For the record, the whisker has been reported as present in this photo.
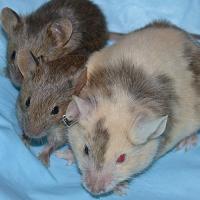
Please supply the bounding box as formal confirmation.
[29,137,33,144]
[39,137,44,145]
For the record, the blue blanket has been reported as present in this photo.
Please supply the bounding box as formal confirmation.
[0,0,200,199]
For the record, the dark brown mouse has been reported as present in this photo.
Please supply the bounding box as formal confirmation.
[1,0,108,88]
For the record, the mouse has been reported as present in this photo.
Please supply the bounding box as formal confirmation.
[1,0,108,88]
[17,49,87,166]
[62,21,200,195]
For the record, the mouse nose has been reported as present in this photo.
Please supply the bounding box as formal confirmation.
[24,124,43,138]
[90,184,105,194]
[85,178,106,194]
[85,172,112,195]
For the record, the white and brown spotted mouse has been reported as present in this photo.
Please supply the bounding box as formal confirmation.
[1,0,108,88]
[1,0,108,165]
[62,21,200,195]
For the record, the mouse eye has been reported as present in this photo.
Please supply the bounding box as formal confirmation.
[25,97,31,108]
[116,154,126,164]
[51,106,59,115]
[11,51,16,60]
[68,80,73,89]
[84,145,89,156]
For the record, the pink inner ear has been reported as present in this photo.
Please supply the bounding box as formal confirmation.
[65,100,80,121]
[65,96,94,122]
[73,96,92,118]
[16,49,37,78]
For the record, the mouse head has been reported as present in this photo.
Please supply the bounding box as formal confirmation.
[65,95,168,195]
[16,50,87,138]
[1,7,73,86]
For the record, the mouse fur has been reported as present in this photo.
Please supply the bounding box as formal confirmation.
[1,0,108,87]
[64,21,200,195]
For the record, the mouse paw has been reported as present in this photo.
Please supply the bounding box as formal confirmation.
[55,149,75,165]
[38,151,50,167]
[113,182,128,196]
[176,134,198,151]
[38,145,54,167]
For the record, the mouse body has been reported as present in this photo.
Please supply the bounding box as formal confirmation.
[1,0,108,88]
[64,21,200,195]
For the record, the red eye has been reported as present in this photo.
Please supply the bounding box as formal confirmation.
[116,154,126,163]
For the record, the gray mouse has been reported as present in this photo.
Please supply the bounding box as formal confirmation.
[62,21,200,195]
[1,0,108,88]
[1,0,108,165]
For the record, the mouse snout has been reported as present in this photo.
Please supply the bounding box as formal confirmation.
[84,171,112,195]
[24,124,44,138]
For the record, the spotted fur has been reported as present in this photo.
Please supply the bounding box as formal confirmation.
[66,21,200,195]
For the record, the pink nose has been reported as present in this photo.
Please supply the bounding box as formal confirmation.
[86,178,105,194]
[25,125,43,137]
[85,173,112,195]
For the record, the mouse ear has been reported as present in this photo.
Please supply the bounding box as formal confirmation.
[1,7,22,35]
[128,114,168,145]
[47,18,73,48]
[17,50,39,78]
[65,96,94,122]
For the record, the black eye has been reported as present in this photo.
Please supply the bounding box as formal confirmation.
[51,106,59,115]
[84,145,89,156]
[11,51,16,60]
[68,80,73,88]
[25,97,31,108]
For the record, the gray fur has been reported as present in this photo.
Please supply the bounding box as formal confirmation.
[1,0,108,87]
[89,61,178,121]
[92,118,109,169]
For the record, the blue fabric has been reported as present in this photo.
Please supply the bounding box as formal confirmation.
[0,0,200,199]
